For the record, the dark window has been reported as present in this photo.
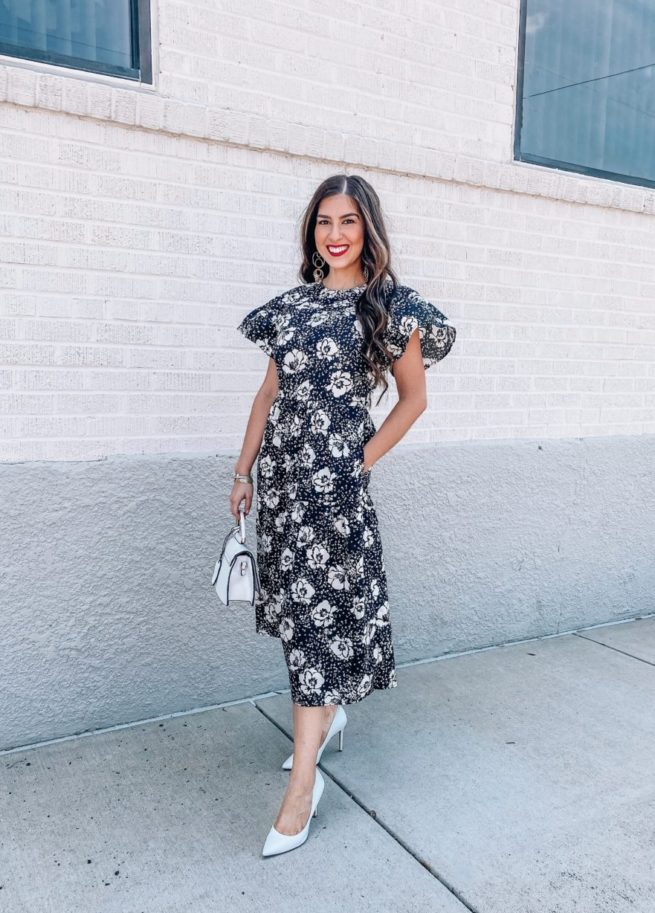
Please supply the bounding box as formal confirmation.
[515,0,655,189]
[0,0,151,83]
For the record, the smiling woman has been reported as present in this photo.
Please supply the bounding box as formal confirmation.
[314,197,367,286]
[232,172,457,857]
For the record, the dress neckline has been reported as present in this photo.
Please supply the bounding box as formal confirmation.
[313,280,367,297]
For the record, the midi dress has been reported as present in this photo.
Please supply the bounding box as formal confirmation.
[236,279,456,706]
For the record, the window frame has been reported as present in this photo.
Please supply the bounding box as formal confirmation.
[0,0,152,84]
[514,0,655,191]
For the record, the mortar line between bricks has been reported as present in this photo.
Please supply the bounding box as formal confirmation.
[573,631,655,667]
[253,700,480,913]
[0,101,464,185]
[4,100,651,218]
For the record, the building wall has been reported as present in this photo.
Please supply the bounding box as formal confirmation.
[1,0,654,750]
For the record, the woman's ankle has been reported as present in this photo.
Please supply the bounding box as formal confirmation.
[286,770,316,793]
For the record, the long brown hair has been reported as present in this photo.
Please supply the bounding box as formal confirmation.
[298,174,399,405]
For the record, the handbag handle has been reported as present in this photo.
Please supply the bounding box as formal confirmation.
[238,502,246,543]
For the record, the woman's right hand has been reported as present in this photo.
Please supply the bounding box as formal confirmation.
[230,481,254,521]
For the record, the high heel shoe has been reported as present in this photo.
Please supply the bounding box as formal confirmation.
[261,769,325,857]
[281,705,347,770]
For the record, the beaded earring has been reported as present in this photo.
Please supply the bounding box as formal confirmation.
[312,251,326,282]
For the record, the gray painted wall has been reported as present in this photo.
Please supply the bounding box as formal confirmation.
[1,435,653,752]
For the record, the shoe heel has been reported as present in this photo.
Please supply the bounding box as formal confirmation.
[338,729,344,751]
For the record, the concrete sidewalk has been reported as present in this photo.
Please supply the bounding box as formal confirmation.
[1,616,654,913]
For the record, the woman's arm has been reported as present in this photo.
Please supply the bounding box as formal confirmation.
[362,328,428,472]
[230,358,279,520]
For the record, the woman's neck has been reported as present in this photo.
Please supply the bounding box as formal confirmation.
[321,271,366,290]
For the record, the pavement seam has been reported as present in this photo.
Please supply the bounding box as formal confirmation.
[253,699,480,913]
[4,615,652,756]
[573,631,655,667]
[0,689,288,757]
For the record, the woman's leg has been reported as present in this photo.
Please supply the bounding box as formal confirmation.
[272,702,338,835]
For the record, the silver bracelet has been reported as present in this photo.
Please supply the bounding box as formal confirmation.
[234,472,253,484]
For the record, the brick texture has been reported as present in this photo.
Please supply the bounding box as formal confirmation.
[0,0,654,460]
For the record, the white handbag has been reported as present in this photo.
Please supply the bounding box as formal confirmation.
[212,506,261,606]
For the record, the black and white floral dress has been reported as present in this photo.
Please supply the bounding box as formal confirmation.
[236,279,456,706]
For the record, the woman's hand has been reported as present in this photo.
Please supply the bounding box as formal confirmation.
[230,480,254,521]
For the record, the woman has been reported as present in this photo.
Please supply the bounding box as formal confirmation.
[231,174,457,857]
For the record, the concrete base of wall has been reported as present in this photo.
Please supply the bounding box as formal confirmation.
[1,434,652,752]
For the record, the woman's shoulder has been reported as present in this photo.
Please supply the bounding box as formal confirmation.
[382,281,457,367]
[267,283,316,307]
[387,282,430,304]
[384,282,437,318]
[387,281,452,314]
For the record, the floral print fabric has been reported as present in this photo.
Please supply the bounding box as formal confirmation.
[236,279,456,705]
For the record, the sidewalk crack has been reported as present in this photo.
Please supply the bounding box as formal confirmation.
[573,631,655,667]
[253,700,480,913]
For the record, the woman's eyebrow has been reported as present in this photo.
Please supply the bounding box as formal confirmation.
[317,212,360,219]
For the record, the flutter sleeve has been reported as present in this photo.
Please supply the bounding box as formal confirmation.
[236,294,282,358]
[384,287,456,370]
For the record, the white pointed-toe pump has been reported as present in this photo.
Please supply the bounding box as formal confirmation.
[261,769,325,857]
[281,705,347,771]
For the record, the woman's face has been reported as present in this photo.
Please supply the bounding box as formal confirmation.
[314,193,365,277]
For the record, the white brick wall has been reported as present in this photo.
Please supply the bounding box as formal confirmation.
[0,0,654,461]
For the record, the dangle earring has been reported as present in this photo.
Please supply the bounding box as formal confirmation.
[312,251,326,283]
[363,265,370,283]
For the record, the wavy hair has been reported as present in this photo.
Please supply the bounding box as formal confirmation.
[298,174,399,405]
